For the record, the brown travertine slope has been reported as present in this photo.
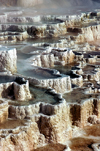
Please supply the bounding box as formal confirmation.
[33,143,67,151]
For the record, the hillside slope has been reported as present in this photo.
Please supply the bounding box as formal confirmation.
[0,0,99,7]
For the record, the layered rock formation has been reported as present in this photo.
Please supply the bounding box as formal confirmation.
[32,48,75,68]
[0,6,100,151]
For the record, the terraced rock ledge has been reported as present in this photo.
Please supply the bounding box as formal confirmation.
[1,6,100,151]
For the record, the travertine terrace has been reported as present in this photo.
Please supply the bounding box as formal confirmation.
[1,1,100,151]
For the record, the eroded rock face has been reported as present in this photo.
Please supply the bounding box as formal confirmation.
[0,100,8,123]
[39,76,72,93]
[0,121,40,151]
[32,48,75,68]
[33,53,55,67]
[0,75,31,101]
[14,77,32,101]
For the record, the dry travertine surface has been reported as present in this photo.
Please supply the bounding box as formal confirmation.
[1,8,100,151]
[33,143,67,151]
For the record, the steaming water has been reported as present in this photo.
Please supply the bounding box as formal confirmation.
[0,0,100,16]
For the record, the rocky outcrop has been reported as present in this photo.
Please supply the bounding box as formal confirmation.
[0,75,31,101]
[14,77,31,101]
[32,48,75,67]
[82,25,100,42]
[27,22,67,38]
[22,67,72,93]
[0,121,40,151]
[9,103,40,119]
[39,75,72,93]
[71,74,83,87]
[0,46,17,73]
[8,96,100,146]
[0,95,99,150]
[75,25,100,43]
[33,53,55,67]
